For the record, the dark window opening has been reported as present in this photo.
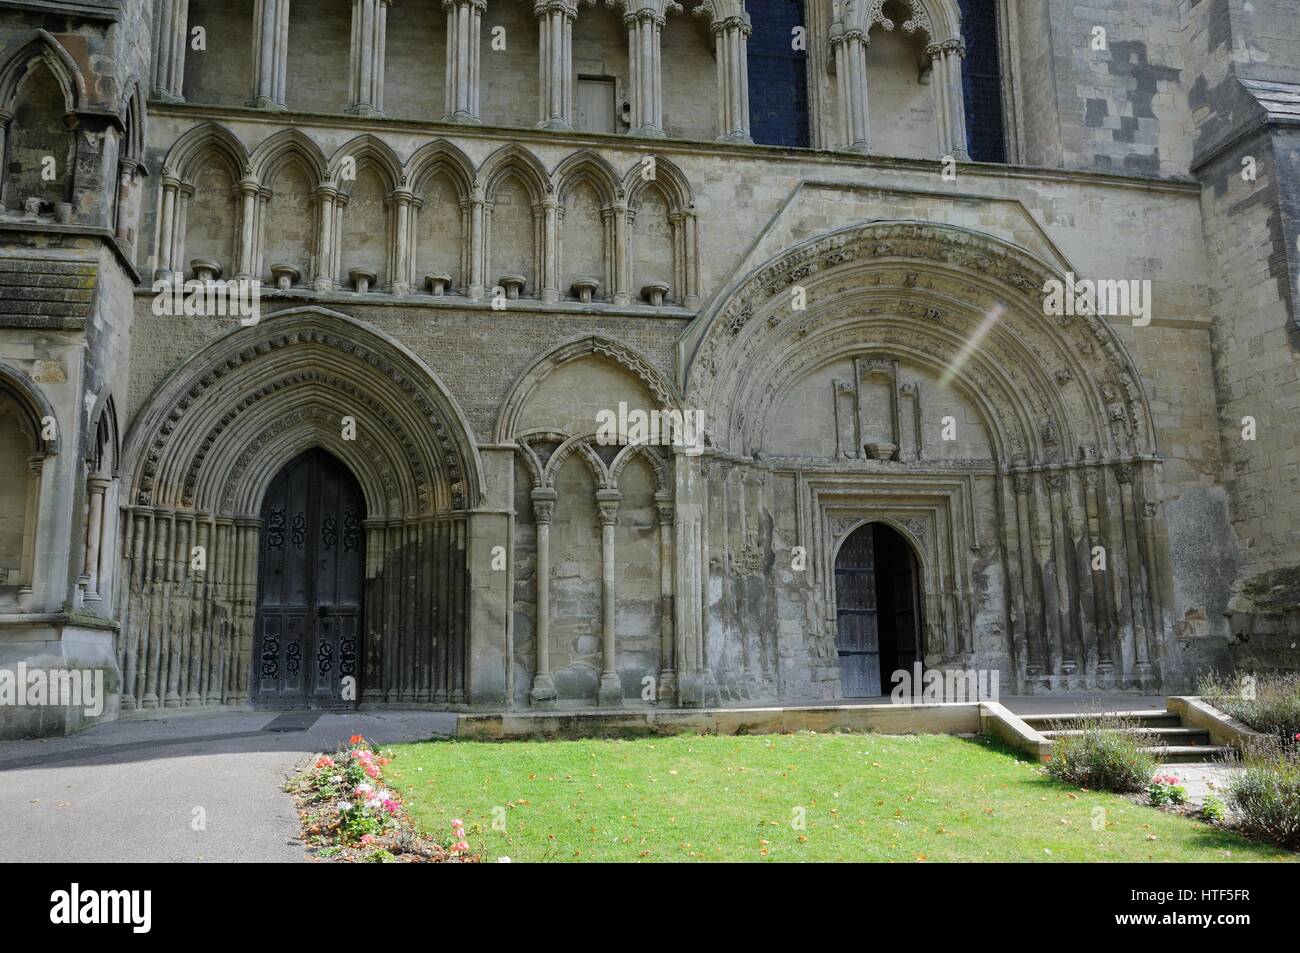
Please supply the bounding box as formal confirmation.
[746,0,810,147]
[959,0,1008,163]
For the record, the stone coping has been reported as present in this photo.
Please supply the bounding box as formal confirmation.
[1166,696,1267,750]
[456,701,986,741]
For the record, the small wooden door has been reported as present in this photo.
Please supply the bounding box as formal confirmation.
[836,522,924,697]
[834,525,881,697]
[577,77,617,133]
[254,449,365,709]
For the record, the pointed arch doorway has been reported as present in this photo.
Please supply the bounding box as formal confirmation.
[834,522,923,698]
[254,448,365,709]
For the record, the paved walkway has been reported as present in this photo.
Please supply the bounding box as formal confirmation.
[0,710,455,863]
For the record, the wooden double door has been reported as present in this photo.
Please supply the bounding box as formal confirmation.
[833,523,923,698]
[254,449,365,709]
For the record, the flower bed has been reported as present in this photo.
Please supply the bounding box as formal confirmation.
[287,734,479,863]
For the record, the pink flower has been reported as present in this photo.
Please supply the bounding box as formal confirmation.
[365,764,381,779]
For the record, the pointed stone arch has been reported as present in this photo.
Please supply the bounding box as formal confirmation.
[162,122,249,182]
[553,149,622,207]
[479,143,551,204]
[249,128,329,187]
[622,153,693,213]
[495,334,682,444]
[610,442,671,494]
[407,139,476,199]
[543,433,613,490]
[0,29,85,113]
[845,0,961,43]
[0,360,58,457]
[327,133,405,193]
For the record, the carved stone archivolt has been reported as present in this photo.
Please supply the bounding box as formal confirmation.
[113,306,481,712]
[679,220,1171,694]
[124,306,482,518]
[686,220,1157,466]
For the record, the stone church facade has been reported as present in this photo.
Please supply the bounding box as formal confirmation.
[2,0,1298,736]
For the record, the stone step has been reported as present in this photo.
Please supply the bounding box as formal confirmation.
[1041,726,1212,744]
[1142,745,1234,763]
[1022,710,1182,729]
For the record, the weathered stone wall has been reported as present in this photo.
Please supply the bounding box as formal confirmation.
[8,0,1300,736]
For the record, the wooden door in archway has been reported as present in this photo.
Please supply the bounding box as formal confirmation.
[834,522,923,697]
[254,448,365,708]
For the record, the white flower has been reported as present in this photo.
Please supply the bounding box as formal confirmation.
[498,857,512,863]
[336,801,353,813]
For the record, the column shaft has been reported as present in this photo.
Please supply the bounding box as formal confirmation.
[596,491,622,706]
[83,478,109,600]
[250,0,289,109]
[443,0,483,121]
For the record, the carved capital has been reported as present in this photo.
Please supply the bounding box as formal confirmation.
[531,487,557,524]
[596,489,622,526]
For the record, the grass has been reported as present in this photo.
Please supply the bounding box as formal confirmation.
[384,732,1295,862]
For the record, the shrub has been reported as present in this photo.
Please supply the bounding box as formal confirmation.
[1044,714,1158,793]
[1200,673,1300,746]
[1226,739,1300,852]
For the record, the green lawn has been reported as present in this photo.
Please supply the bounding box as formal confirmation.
[384,732,1295,862]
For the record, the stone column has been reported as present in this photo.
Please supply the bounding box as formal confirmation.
[540,193,559,302]
[927,38,970,161]
[596,489,623,707]
[17,456,42,606]
[313,185,340,291]
[389,187,414,294]
[622,1,680,137]
[711,14,752,143]
[442,0,483,121]
[249,0,291,109]
[236,176,259,280]
[155,174,182,279]
[348,0,390,116]
[529,488,558,705]
[0,110,11,190]
[611,199,631,305]
[467,181,486,300]
[153,0,190,102]
[1044,471,1076,684]
[82,477,110,602]
[831,27,870,152]
[1116,464,1152,684]
[655,492,676,702]
[1011,472,1043,682]
[115,160,139,245]
[535,0,577,130]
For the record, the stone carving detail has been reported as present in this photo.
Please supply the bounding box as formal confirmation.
[861,0,933,37]
[137,324,470,514]
[690,222,1157,469]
